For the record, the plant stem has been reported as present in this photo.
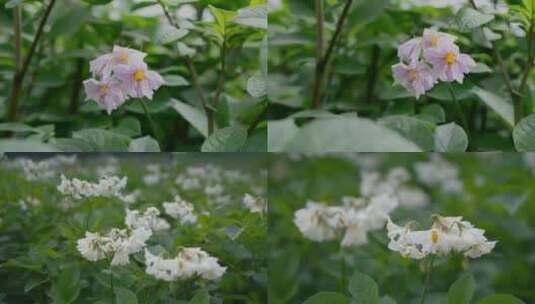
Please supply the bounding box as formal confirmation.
[519,6,535,94]
[138,99,161,143]
[184,58,213,134]
[312,0,325,108]
[419,256,435,304]
[365,45,381,103]
[312,0,354,109]
[212,36,228,130]
[448,84,468,132]
[7,0,56,121]
[110,265,115,304]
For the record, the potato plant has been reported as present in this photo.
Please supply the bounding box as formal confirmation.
[0,0,267,152]
[0,153,267,303]
[268,0,535,152]
[268,153,535,303]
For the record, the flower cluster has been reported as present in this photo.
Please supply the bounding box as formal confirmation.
[387,215,496,259]
[8,156,77,181]
[414,155,463,194]
[144,247,227,282]
[242,193,267,214]
[163,195,198,225]
[57,174,128,199]
[84,46,165,114]
[77,227,152,266]
[125,207,170,231]
[392,28,476,98]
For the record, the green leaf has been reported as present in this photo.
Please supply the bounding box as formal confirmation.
[379,115,435,151]
[476,294,525,304]
[0,140,58,152]
[112,117,142,137]
[201,126,248,152]
[455,7,494,32]
[128,136,160,152]
[448,273,475,304]
[5,0,24,8]
[163,74,189,87]
[72,129,131,152]
[418,104,446,124]
[303,292,350,304]
[283,118,422,152]
[247,75,267,98]
[473,87,514,128]
[349,0,390,27]
[348,272,380,304]
[171,99,208,138]
[380,296,397,304]
[240,128,267,152]
[49,264,80,304]
[233,4,268,29]
[189,291,210,304]
[513,113,535,151]
[434,122,468,152]
[115,287,138,304]
[267,118,299,152]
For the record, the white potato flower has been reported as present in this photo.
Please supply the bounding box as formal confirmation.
[387,215,496,259]
[163,195,198,224]
[242,193,267,214]
[125,207,170,231]
[414,155,463,194]
[294,201,338,242]
[57,174,127,199]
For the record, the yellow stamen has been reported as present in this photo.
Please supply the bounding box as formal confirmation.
[408,69,418,80]
[134,69,146,81]
[118,51,129,63]
[431,230,439,244]
[429,35,439,47]
[99,84,109,94]
[444,52,457,65]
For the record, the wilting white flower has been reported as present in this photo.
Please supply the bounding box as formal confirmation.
[125,207,170,231]
[242,193,267,214]
[294,202,338,242]
[118,190,141,205]
[57,174,127,199]
[144,247,226,282]
[77,227,152,266]
[163,195,198,224]
[414,155,463,194]
[387,215,496,259]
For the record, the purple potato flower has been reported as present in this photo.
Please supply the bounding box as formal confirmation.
[422,28,457,49]
[424,43,476,83]
[398,37,422,64]
[392,61,436,99]
[83,78,126,115]
[90,46,147,79]
[115,62,165,100]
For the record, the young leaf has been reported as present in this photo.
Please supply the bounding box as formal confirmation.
[171,99,209,138]
[49,264,81,304]
[114,287,138,304]
[190,291,210,304]
[513,113,535,151]
[302,292,350,304]
[201,126,248,152]
[128,136,160,152]
[455,7,494,32]
[448,273,475,304]
[348,272,380,304]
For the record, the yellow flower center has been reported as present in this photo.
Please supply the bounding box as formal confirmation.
[431,230,439,244]
[429,35,439,47]
[408,69,418,80]
[134,69,146,81]
[99,84,109,94]
[444,52,457,65]
[118,52,129,63]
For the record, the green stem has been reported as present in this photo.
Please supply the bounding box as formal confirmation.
[419,256,435,304]
[447,84,468,132]
[110,265,115,304]
[138,99,161,143]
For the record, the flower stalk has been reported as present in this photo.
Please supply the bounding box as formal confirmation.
[448,84,468,132]
[419,255,435,304]
[138,99,162,143]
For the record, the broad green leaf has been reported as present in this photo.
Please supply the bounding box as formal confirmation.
[448,273,475,304]
[115,287,138,304]
[302,292,349,304]
[267,118,299,152]
[348,272,380,304]
[283,118,422,152]
[379,115,435,151]
[349,0,390,27]
[128,136,160,152]
[51,138,94,152]
[240,128,267,152]
[201,126,247,152]
[418,104,446,124]
[49,264,80,304]
[189,291,210,304]
[513,113,535,151]
[72,129,131,152]
[112,117,142,137]
[0,123,42,134]
[171,99,208,137]
[247,75,267,98]
[476,294,525,304]
[5,0,24,8]
[233,5,268,29]
[163,75,189,87]
[380,296,397,304]
[455,7,494,32]
[434,122,468,152]
[473,87,514,128]
[0,140,58,152]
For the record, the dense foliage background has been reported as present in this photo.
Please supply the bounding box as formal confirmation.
[0,0,267,152]
[268,153,535,303]
[0,153,267,303]
[268,0,535,152]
